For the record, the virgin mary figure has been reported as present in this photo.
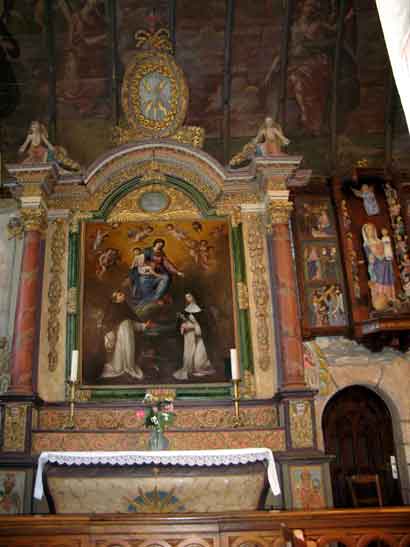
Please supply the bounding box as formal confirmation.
[362,223,395,309]
[173,293,215,381]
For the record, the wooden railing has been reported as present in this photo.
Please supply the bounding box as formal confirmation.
[0,508,409,547]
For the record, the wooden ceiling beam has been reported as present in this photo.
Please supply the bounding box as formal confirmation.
[223,0,235,165]
[384,67,397,172]
[330,0,347,174]
[278,0,293,127]
[106,0,120,125]
[168,0,176,54]
[44,0,56,141]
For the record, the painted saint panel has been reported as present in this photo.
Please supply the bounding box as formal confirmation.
[0,470,27,514]
[293,194,348,335]
[289,465,326,510]
[81,219,235,386]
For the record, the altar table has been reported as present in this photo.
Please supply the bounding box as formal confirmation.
[34,448,280,514]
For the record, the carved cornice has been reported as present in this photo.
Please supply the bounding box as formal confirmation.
[47,219,66,372]
[6,163,57,185]
[69,211,93,234]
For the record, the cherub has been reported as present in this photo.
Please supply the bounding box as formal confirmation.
[18,120,81,171]
[209,223,226,238]
[91,228,109,252]
[192,221,202,233]
[166,223,188,241]
[351,184,379,216]
[96,248,120,279]
[19,121,54,163]
[127,225,154,243]
[198,239,215,270]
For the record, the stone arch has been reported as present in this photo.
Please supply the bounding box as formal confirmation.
[82,140,229,213]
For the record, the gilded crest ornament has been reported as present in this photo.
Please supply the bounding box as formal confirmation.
[121,28,188,138]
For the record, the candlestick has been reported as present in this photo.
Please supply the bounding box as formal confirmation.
[63,379,78,430]
[70,350,79,382]
[232,378,243,427]
[230,348,240,380]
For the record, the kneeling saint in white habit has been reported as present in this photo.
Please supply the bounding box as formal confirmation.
[173,293,215,380]
[101,290,148,380]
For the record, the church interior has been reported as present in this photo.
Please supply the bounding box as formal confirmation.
[1,0,410,544]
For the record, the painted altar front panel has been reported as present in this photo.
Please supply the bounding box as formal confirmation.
[81,219,235,387]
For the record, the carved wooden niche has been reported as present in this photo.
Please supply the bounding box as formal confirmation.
[332,168,410,351]
[292,183,349,339]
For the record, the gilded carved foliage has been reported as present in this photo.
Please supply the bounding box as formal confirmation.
[3,404,28,452]
[88,159,218,212]
[245,214,271,371]
[32,429,285,452]
[48,219,66,372]
[108,183,199,223]
[0,337,10,394]
[67,287,78,315]
[289,400,314,449]
[268,199,293,226]
[236,282,249,310]
[38,405,278,430]
[20,207,47,233]
[241,370,257,399]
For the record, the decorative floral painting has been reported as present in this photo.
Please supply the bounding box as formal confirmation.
[81,219,235,386]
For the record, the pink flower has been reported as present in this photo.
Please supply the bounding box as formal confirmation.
[135,410,145,419]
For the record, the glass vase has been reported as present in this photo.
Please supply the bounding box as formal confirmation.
[148,428,169,450]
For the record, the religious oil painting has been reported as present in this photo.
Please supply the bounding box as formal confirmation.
[302,243,340,283]
[81,219,235,386]
[307,285,347,328]
[297,201,336,239]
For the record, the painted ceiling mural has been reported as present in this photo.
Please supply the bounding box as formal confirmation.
[0,0,409,175]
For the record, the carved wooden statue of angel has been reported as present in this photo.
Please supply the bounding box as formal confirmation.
[229,116,290,169]
[18,120,81,173]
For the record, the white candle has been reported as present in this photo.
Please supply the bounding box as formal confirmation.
[70,350,79,382]
[230,348,241,380]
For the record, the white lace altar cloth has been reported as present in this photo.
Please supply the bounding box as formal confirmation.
[34,448,280,500]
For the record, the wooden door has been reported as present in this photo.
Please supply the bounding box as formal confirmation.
[323,385,402,507]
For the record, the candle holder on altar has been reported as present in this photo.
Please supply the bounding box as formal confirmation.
[63,379,78,430]
[232,378,244,427]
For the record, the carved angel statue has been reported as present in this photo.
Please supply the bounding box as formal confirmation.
[19,120,81,172]
[229,116,290,169]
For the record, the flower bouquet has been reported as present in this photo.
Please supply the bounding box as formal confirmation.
[137,392,175,450]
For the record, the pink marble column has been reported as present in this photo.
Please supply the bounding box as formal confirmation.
[270,202,306,390]
[9,218,44,394]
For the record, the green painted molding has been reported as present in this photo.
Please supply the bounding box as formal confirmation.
[97,176,213,220]
[230,224,254,375]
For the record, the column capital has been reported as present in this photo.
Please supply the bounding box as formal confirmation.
[268,198,294,225]
[20,206,48,233]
